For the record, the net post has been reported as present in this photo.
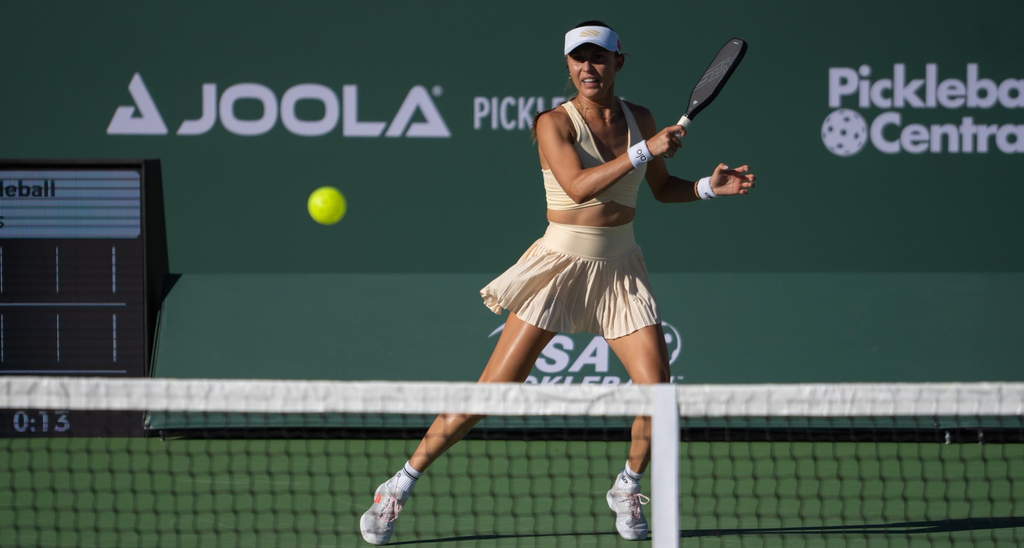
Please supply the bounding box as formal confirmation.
[651,383,679,548]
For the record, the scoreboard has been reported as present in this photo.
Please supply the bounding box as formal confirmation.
[0,160,168,436]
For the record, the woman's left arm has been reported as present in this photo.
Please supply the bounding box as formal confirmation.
[636,105,755,202]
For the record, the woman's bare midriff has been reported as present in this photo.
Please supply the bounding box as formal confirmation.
[546,201,636,227]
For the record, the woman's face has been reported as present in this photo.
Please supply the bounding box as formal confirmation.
[566,44,623,100]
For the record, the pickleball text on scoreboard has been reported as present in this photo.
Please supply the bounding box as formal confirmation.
[0,171,141,239]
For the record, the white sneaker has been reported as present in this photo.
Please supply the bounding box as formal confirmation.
[360,476,410,545]
[606,469,650,540]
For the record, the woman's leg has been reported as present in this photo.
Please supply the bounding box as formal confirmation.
[362,313,556,544]
[603,323,669,540]
[605,323,671,474]
[407,312,556,471]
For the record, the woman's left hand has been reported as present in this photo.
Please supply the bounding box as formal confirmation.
[709,163,756,196]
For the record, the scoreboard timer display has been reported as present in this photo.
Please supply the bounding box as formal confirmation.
[0,159,168,436]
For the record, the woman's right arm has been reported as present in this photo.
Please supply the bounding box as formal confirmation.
[536,110,684,204]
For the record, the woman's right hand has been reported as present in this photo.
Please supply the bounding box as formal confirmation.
[645,125,686,158]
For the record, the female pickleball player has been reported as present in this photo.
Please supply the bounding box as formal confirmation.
[361,21,755,544]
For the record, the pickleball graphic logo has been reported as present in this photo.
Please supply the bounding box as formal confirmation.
[825,63,1024,156]
[821,109,868,157]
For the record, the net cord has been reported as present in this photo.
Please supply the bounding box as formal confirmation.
[2,377,1023,417]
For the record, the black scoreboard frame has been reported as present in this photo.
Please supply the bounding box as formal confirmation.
[0,159,168,437]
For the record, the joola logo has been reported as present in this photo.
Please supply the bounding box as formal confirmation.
[107,73,451,138]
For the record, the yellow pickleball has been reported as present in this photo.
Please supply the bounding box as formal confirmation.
[307,186,347,225]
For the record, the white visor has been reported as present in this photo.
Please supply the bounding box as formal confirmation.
[563,26,620,56]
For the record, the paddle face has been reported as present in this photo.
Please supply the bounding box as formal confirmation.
[681,38,748,123]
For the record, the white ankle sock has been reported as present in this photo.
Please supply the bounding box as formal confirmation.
[393,461,422,493]
[623,462,644,484]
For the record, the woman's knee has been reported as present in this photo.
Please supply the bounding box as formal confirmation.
[437,413,483,431]
[622,356,670,384]
[633,368,670,384]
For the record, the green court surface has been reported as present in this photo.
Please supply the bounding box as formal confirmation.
[3,438,1023,547]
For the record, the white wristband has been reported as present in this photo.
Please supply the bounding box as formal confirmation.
[697,176,716,200]
[628,140,652,168]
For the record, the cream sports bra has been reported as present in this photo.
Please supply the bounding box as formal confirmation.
[543,98,646,210]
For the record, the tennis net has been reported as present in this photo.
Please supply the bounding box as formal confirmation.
[2,377,1023,547]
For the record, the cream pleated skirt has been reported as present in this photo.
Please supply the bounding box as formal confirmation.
[480,221,661,339]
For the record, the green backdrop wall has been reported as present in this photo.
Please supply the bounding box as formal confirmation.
[2,1,1022,382]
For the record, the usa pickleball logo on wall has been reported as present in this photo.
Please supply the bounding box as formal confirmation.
[821,109,868,156]
[488,321,685,385]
